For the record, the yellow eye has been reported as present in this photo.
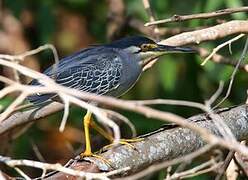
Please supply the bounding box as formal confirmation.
[141,44,149,51]
[140,44,157,51]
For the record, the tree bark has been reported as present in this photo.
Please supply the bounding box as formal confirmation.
[43,104,248,179]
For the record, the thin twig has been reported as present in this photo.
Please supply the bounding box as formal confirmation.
[105,109,137,138]
[145,6,248,26]
[233,141,248,177]
[226,159,239,180]
[142,0,160,39]
[132,99,207,111]
[0,155,129,179]
[205,81,224,106]
[0,92,27,122]
[178,162,222,179]
[170,158,222,180]
[59,96,70,132]
[215,151,235,180]
[14,167,31,180]
[201,34,245,65]
[215,36,248,108]
[30,139,46,162]
[205,82,236,142]
[0,44,59,64]
[197,47,248,72]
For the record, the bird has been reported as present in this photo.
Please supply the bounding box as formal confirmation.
[28,36,195,158]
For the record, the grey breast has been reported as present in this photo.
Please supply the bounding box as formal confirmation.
[107,48,142,97]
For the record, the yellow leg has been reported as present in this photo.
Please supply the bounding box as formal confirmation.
[80,111,112,165]
[89,120,144,150]
[90,120,114,141]
[80,111,143,159]
[81,110,92,156]
[102,138,144,151]
[90,119,143,143]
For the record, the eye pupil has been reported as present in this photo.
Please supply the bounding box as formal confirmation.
[142,44,148,50]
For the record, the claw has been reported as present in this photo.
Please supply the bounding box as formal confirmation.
[80,152,111,166]
[102,137,144,151]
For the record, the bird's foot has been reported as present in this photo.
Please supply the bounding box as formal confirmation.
[80,150,111,165]
[102,137,144,151]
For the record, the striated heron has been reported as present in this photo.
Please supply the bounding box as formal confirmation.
[28,36,195,158]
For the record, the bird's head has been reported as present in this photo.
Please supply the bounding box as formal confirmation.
[107,36,195,66]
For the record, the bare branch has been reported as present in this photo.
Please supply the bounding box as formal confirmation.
[145,7,248,26]
[234,141,248,177]
[226,159,239,180]
[197,47,248,72]
[59,97,70,132]
[215,151,235,180]
[160,20,248,46]
[169,159,222,180]
[215,36,248,108]
[0,44,59,64]
[142,0,160,39]
[201,34,245,65]
[0,155,129,179]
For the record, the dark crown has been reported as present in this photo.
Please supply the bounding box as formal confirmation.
[106,36,156,49]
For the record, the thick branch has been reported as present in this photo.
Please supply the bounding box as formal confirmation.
[0,102,63,135]
[45,105,248,179]
[160,20,248,46]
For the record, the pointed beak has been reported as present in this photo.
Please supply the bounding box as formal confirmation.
[154,44,196,53]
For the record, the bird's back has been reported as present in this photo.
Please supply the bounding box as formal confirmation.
[28,46,141,105]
